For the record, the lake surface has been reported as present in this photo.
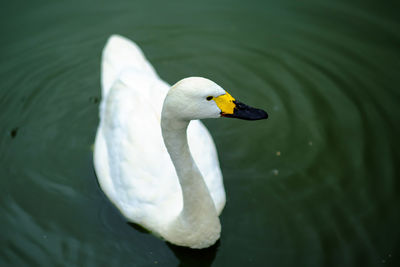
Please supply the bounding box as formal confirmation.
[1,0,399,266]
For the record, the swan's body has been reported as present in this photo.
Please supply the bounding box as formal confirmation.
[94,35,267,248]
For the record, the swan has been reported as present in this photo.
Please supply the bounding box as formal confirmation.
[93,35,268,249]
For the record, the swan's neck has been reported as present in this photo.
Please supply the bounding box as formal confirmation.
[161,116,220,248]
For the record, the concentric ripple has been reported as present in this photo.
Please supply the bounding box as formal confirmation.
[0,0,399,266]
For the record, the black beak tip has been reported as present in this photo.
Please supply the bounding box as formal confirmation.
[249,108,268,120]
[260,109,268,120]
[235,100,268,121]
[221,101,269,121]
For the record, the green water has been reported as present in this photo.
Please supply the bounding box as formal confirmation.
[1,0,399,266]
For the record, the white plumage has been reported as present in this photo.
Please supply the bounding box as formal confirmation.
[94,35,225,248]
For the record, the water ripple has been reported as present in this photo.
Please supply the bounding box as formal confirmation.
[1,0,399,266]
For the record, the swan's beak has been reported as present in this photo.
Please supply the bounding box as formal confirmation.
[215,92,268,121]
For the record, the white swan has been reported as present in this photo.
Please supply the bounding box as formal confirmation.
[94,35,268,249]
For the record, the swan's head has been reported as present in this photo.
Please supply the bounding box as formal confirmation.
[162,77,268,121]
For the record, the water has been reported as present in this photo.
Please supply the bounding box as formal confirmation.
[1,0,399,266]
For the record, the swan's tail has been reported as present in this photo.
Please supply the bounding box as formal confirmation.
[101,35,157,98]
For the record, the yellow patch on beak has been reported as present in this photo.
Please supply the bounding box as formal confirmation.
[214,92,236,114]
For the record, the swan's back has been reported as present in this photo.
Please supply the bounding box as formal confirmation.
[94,35,225,232]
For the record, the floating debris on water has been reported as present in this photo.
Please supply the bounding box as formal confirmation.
[308,141,313,146]
[90,96,100,104]
[272,169,279,176]
[276,151,281,156]
[10,127,18,138]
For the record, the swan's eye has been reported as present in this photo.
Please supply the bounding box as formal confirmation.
[206,96,213,101]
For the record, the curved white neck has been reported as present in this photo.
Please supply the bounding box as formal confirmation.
[161,116,220,248]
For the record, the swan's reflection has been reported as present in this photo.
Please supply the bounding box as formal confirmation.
[168,240,220,267]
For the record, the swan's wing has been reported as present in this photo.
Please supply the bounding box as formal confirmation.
[96,35,181,228]
[95,74,183,230]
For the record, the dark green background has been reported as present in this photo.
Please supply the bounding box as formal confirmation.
[1,0,399,266]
